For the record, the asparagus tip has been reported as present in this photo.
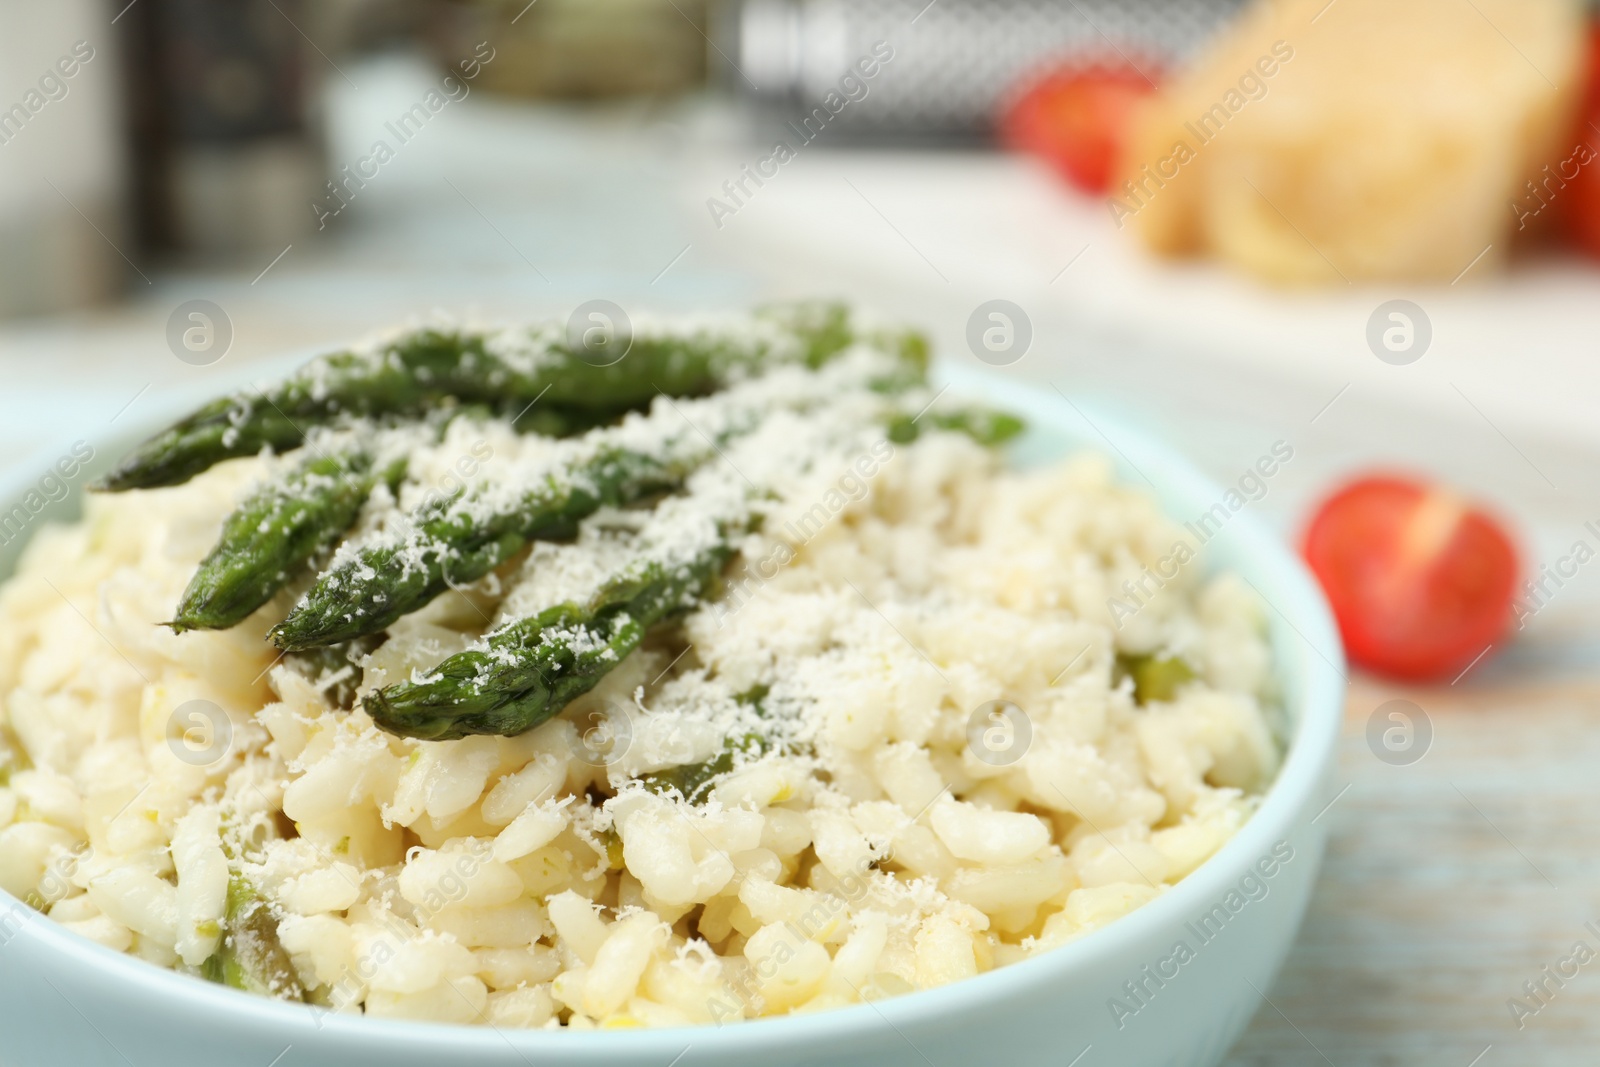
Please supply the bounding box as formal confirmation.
[267,623,313,653]
[88,468,138,493]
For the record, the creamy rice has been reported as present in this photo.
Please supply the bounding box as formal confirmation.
[0,423,1280,1028]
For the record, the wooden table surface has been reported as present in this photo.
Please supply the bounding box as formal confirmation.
[2,54,1596,1066]
[1225,678,1600,1067]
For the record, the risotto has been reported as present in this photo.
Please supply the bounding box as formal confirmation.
[0,318,1281,1030]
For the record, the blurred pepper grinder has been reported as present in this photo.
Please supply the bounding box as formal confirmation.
[120,0,324,259]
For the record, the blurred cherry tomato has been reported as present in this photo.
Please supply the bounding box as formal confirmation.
[999,60,1157,195]
[1563,23,1600,255]
[1300,474,1519,682]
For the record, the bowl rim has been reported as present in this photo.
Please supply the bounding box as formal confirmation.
[0,357,1346,1053]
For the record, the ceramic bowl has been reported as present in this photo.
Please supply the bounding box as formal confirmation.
[0,362,1344,1067]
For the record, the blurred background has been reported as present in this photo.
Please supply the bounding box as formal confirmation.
[3,0,1599,1062]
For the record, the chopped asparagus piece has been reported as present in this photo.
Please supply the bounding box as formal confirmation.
[1115,652,1197,704]
[638,733,767,803]
[200,874,305,1002]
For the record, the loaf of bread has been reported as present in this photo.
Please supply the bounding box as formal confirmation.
[1115,0,1585,283]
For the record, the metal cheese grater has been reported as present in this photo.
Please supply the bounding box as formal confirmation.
[719,0,1249,138]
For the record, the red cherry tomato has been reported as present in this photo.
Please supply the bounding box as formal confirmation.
[1300,474,1519,682]
[999,60,1157,195]
[1564,24,1600,256]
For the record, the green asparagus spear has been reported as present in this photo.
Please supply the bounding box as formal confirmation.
[98,401,308,493]
[170,445,406,633]
[96,305,910,492]
[200,874,306,1001]
[363,541,734,740]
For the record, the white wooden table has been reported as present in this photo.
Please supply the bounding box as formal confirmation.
[1222,678,1600,1066]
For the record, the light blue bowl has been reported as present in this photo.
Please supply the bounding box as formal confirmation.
[0,361,1344,1067]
